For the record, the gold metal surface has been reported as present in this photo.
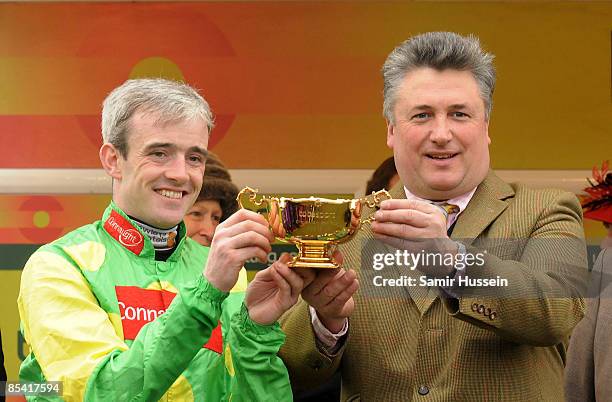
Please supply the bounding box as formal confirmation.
[237,187,391,269]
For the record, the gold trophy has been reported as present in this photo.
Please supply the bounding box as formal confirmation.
[237,187,391,269]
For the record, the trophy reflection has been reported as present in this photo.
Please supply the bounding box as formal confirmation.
[237,187,391,269]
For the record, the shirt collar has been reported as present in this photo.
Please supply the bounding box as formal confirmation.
[102,201,187,261]
[403,186,477,217]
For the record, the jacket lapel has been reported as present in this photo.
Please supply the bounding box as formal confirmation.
[391,171,514,315]
[451,171,515,245]
[386,183,435,314]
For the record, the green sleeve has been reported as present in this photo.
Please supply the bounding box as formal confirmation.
[84,275,228,401]
[225,304,293,402]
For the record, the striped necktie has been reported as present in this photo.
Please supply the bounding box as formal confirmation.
[434,202,460,229]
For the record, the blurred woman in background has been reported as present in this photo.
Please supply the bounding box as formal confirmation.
[184,152,239,246]
[365,156,399,194]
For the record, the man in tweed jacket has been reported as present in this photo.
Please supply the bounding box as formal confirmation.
[280,32,588,401]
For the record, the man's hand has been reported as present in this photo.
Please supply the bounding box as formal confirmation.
[245,254,310,325]
[300,252,359,333]
[204,209,274,292]
[371,199,459,278]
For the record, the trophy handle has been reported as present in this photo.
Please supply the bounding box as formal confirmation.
[359,189,392,224]
[237,187,289,240]
[237,187,271,210]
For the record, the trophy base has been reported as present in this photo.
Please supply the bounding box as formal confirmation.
[289,241,339,269]
[289,259,340,269]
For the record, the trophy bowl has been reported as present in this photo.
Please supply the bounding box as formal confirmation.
[237,187,391,269]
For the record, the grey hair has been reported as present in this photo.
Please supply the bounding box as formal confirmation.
[382,32,496,122]
[101,78,214,157]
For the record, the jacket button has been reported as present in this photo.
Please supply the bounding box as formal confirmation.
[489,311,497,320]
[471,303,479,312]
[418,385,429,395]
[477,305,485,314]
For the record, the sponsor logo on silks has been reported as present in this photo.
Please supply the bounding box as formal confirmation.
[115,286,223,354]
[104,210,144,255]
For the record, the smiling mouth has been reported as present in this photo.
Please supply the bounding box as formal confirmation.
[156,189,184,199]
[426,153,458,160]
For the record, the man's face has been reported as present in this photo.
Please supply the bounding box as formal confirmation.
[112,112,209,228]
[184,199,223,247]
[387,68,491,200]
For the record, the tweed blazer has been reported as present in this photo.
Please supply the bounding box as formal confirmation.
[565,248,612,402]
[280,171,589,402]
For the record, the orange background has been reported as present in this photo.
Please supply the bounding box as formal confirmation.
[1,1,611,386]
[0,2,610,169]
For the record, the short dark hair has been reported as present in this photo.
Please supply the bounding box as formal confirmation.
[366,156,398,194]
